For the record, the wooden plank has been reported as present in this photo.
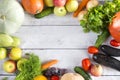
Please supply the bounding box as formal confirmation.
[1,76,120,80]
[0,76,120,80]
[0,50,120,75]
[14,26,98,48]
[23,13,80,26]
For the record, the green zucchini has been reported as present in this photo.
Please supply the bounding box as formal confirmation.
[34,7,53,18]
[74,66,92,80]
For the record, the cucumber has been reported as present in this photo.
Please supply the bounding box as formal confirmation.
[95,30,110,48]
[93,53,120,71]
[99,45,120,57]
[34,7,53,18]
[74,66,92,80]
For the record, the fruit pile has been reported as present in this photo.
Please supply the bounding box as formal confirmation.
[43,67,68,80]
[21,0,79,18]
[2,47,22,73]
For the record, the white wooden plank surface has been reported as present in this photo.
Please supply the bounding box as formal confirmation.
[0,50,120,75]
[0,0,120,80]
[13,26,97,48]
[23,13,80,26]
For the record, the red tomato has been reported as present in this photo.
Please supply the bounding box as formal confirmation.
[109,12,120,42]
[82,58,91,71]
[110,39,120,47]
[88,46,99,54]
[51,75,59,80]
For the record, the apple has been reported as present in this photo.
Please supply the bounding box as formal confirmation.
[45,0,54,7]
[53,0,66,7]
[90,64,103,77]
[17,58,28,71]
[3,60,16,73]
[66,0,78,12]
[12,36,21,47]
[9,47,22,60]
[0,48,7,60]
[54,6,67,16]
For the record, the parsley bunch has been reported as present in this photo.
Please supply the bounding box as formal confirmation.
[15,54,41,80]
[80,0,120,33]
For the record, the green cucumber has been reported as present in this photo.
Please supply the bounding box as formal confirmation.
[95,30,110,48]
[74,66,92,80]
[34,7,53,18]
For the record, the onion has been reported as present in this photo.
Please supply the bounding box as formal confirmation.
[77,10,87,21]
[86,0,99,10]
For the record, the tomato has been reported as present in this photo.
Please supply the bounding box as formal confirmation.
[109,11,120,42]
[82,58,91,71]
[88,46,99,54]
[110,39,120,47]
[51,75,59,80]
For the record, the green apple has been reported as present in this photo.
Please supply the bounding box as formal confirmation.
[54,6,67,16]
[65,0,78,12]
[17,58,28,71]
[3,60,16,73]
[45,0,54,7]
[12,36,21,47]
[9,47,22,60]
[0,48,7,60]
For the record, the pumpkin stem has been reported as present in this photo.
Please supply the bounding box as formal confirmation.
[0,15,6,21]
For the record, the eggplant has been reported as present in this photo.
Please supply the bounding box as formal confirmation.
[93,53,120,71]
[99,45,120,56]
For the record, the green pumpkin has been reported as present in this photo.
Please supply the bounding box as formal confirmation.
[0,0,24,34]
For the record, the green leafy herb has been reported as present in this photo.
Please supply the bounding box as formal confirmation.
[15,54,41,80]
[80,0,120,47]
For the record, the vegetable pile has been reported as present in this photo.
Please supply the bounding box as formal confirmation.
[1,0,120,80]
[80,0,120,47]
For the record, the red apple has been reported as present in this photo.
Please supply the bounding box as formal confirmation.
[3,60,16,73]
[53,0,66,7]
[90,64,103,77]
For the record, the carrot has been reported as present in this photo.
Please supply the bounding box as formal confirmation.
[73,0,89,17]
[41,59,58,70]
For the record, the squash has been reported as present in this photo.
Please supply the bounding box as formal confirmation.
[0,34,14,47]
[21,0,44,14]
[0,0,24,34]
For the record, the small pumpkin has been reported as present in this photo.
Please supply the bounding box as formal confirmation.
[0,0,24,34]
[21,0,44,14]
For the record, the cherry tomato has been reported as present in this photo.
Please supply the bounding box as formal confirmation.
[82,58,91,71]
[110,39,120,47]
[51,75,59,80]
[109,12,120,42]
[88,46,99,54]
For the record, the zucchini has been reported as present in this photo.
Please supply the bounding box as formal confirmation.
[99,45,120,56]
[34,7,53,18]
[93,53,120,71]
[74,66,92,80]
